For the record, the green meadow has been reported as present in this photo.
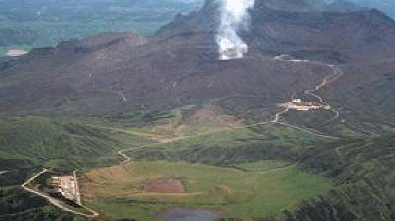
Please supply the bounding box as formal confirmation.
[83,160,332,220]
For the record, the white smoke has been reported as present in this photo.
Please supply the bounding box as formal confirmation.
[216,0,254,60]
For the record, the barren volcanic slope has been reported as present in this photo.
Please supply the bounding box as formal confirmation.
[2,3,395,117]
[1,0,395,220]
[0,31,331,116]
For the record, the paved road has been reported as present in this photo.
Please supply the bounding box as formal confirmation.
[21,168,48,186]
[117,60,345,161]
[20,59,344,219]
[272,107,289,123]
[304,64,343,103]
[270,60,343,125]
[73,171,82,206]
[21,168,99,218]
[275,122,339,140]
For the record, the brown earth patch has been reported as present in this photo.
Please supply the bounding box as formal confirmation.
[209,185,232,195]
[141,177,186,193]
[73,32,148,49]
[124,36,149,47]
[84,165,134,182]
[187,107,243,128]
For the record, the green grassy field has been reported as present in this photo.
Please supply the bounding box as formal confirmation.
[123,121,336,166]
[77,108,335,220]
[83,160,332,220]
[0,105,374,220]
[0,116,122,173]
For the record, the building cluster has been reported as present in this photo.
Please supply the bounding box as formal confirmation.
[280,99,330,111]
[6,49,29,57]
[49,175,81,205]
[273,54,294,61]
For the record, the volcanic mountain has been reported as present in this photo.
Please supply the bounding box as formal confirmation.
[1,1,395,220]
[0,0,394,132]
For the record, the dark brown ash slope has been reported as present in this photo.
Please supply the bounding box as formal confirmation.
[0,0,395,127]
[157,0,395,62]
[0,40,329,116]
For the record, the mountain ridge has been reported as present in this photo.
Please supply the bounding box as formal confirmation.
[1,0,395,128]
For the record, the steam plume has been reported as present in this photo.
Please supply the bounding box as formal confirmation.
[216,0,254,60]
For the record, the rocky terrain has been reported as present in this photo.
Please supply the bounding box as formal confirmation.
[1,0,394,127]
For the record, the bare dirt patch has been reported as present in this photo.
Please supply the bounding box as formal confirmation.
[186,106,243,128]
[141,177,186,193]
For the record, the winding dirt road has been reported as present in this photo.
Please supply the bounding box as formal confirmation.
[21,169,99,218]
[118,60,344,162]
[271,61,343,125]
[20,59,344,219]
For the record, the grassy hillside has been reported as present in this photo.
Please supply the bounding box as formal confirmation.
[0,116,121,184]
[0,106,338,220]
[0,114,156,220]
[0,102,394,220]
[78,106,339,220]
